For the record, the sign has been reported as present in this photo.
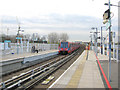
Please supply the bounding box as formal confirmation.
[4,40,11,43]
[16,37,22,39]
[103,9,110,24]
[103,9,110,20]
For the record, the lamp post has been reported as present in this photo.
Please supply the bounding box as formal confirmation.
[17,26,24,54]
[104,0,120,64]
[103,37,106,55]
[108,0,112,82]
[91,27,98,56]
[104,0,112,82]
[101,26,106,54]
[113,32,115,60]
[90,32,94,50]
[17,26,20,54]
[89,34,92,50]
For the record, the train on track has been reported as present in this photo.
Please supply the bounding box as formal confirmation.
[59,41,80,55]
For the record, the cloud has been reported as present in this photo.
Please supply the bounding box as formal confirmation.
[1,14,118,41]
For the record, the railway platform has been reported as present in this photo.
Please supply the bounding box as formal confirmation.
[0,50,58,76]
[49,50,116,89]
[1,50,58,61]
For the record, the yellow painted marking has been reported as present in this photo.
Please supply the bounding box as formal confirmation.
[66,50,87,88]
[105,50,113,54]
[41,76,54,85]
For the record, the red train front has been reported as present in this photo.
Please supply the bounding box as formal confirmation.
[59,41,80,55]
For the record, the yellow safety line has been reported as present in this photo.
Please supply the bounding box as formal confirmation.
[66,50,87,88]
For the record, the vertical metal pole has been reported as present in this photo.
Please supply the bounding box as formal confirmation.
[17,38,18,54]
[101,27,103,54]
[113,32,115,60]
[91,34,93,50]
[17,30,19,54]
[108,0,111,82]
[21,38,23,53]
[33,33,34,44]
[103,38,105,55]
[94,33,96,53]
[117,46,119,62]
[96,28,98,56]
[90,35,92,50]
[107,38,109,56]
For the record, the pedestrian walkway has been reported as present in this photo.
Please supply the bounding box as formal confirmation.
[49,50,105,88]
[97,52,118,88]
[1,50,58,61]
[78,50,104,88]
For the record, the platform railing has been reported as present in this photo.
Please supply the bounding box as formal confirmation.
[92,45,120,61]
[0,43,58,56]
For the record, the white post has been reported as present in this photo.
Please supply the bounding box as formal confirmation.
[94,33,96,53]
[113,32,115,60]
[107,42,109,56]
[103,38,105,55]
[21,38,23,53]
[27,40,29,52]
[117,45,119,62]
[96,28,98,56]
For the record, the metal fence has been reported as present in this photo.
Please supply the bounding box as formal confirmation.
[94,45,120,61]
[0,42,58,56]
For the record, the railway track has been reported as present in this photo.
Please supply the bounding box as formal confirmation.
[0,45,85,90]
[0,55,66,88]
[2,54,66,81]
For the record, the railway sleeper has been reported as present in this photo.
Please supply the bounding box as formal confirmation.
[2,47,84,90]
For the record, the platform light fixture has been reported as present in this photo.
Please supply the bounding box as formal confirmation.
[104,3,120,7]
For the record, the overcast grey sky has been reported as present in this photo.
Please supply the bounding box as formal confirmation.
[0,0,119,41]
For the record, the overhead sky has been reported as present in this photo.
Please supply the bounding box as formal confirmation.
[0,0,119,42]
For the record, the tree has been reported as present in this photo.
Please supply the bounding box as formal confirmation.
[59,33,69,41]
[9,35,16,43]
[48,32,59,44]
[24,34,31,40]
[41,36,46,41]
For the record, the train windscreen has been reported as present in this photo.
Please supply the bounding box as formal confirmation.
[61,42,68,48]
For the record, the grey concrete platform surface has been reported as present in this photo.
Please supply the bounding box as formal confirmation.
[97,52,118,88]
[1,50,58,61]
[49,50,104,88]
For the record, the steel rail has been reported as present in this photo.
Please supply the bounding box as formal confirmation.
[19,50,78,90]
[1,47,82,90]
[0,55,66,89]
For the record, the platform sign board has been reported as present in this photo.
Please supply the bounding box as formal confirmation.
[16,37,22,39]
[4,40,11,43]
[103,9,110,20]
